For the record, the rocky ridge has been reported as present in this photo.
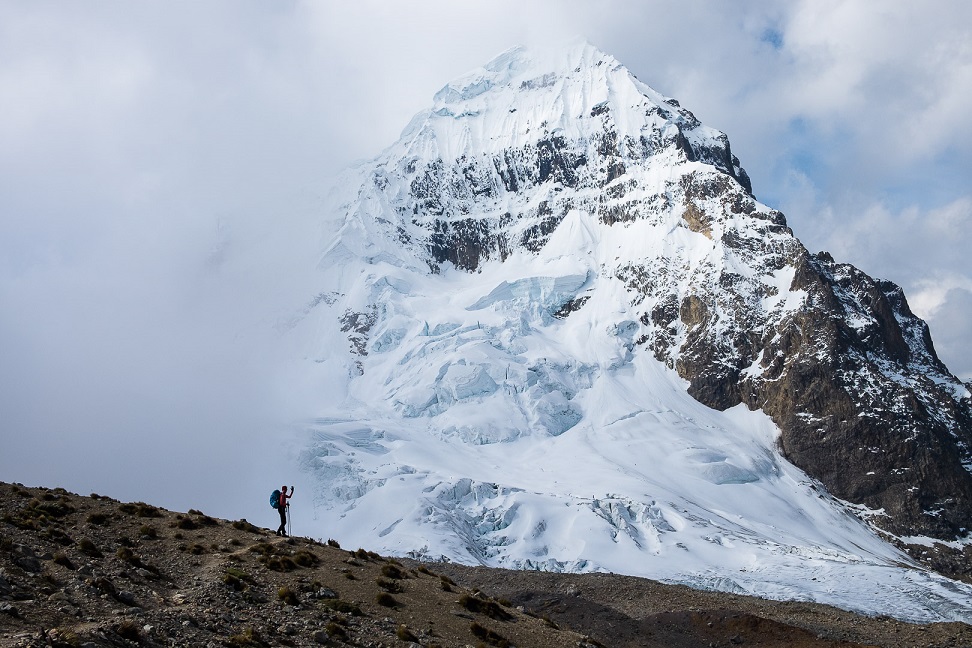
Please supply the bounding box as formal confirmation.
[5,482,972,648]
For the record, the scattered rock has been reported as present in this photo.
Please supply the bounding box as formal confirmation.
[2,481,970,648]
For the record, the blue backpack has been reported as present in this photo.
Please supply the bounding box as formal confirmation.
[270,489,281,509]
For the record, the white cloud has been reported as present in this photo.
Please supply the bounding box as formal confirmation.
[910,276,972,321]
[771,1,972,188]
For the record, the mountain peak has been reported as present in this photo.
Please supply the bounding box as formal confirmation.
[304,42,972,620]
[479,39,620,80]
[429,39,666,119]
[434,40,620,107]
[399,41,749,191]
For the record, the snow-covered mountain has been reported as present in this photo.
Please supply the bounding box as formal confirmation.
[286,41,972,622]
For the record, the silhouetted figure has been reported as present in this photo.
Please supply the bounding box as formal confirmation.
[276,485,293,536]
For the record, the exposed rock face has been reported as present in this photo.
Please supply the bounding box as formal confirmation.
[673,215,972,539]
[332,42,972,547]
[668,223,971,538]
[638,183,972,540]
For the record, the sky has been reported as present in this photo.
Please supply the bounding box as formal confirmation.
[1,0,970,525]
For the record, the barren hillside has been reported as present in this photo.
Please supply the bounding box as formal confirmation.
[2,482,969,647]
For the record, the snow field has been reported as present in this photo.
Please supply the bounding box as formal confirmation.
[290,237,972,622]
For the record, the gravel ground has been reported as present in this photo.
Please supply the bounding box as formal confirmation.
[2,481,970,648]
[428,562,972,647]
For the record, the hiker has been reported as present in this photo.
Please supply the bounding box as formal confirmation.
[276,485,293,536]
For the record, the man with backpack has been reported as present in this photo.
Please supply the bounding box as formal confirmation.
[272,485,293,536]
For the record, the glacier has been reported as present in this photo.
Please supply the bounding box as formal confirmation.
[281,41,972,623]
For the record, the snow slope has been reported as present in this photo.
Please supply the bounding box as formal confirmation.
[284,42,972,622]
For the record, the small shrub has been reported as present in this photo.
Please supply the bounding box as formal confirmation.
[3,512,38,531]
[396,624,418,642]
[380,563,405,579]
[232,519,260,533]
[226,627,265,647]
[277,586,299,606]
[376,577,404,593]
[92,576,117,597]
[322,599,362,616]
[440,580,453,592]
[250,541,316,570]
[264,555,297,571]
[225,566,250,580]
[249,542,274,556]
[175,516,199,530]
[47,628,80,647]
[138,525,158,539]
[229,538,242,546]
[223,572,246,592]
[375,591,398,608]
[77,538,102,558]
[52,552,75,569]
[417,565,434,576]
[43,571,63,587]
[40,527,73,546]
[116,546,135,562]
[86,512,109,526]
[242,589,268,605]
[193,512,220,526]
[327,538,341,548]
[470,621,509,647]
[459,594,513,621]
[31,498,74,518]
[188,543,207,555]
[439,573,456,586]
[116,620,141,641]
[293,549,319,567]
[118,502,161,517]
[188,508,204,516]
[325,621,347,638]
